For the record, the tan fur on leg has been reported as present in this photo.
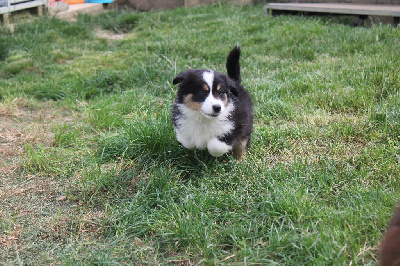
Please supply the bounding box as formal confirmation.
[233,138,248,161]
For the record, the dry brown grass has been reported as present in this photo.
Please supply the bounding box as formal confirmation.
[0,99,104,262]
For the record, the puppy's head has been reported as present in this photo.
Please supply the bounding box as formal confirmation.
[173,69,238,119]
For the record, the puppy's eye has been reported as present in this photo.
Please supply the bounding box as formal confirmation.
[200,91,207,96]
[218,90,226,97]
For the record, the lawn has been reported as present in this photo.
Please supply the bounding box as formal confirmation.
[0,3,399,264]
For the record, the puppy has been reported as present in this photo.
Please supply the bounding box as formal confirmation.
[172,46,253,160]
[380,207,400,266]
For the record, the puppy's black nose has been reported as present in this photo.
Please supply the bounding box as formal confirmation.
[212,105,221,113]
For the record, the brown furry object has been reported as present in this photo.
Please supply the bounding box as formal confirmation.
[380,208,400,266]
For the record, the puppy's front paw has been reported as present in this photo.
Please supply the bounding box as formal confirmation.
[207,138,232,157]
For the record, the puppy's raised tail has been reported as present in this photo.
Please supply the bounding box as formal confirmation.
[226,45,241,82]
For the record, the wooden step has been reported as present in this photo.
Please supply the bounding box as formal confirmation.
[1,0,45,24]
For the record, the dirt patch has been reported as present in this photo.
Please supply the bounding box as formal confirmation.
[95,28,133,40]
[0,102,58,176]
[1,100,57,150]
[0,99,98,263]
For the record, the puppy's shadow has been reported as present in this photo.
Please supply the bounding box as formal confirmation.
[97,118,231,180]
[170,148,231,180]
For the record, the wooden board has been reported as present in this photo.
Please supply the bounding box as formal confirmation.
[265,3,400,25]
[265,3,400,17]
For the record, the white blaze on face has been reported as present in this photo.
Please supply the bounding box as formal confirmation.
[201,71,224,118]
[202,71,214,91]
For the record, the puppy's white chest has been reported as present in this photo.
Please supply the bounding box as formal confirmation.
[174,103,234,150]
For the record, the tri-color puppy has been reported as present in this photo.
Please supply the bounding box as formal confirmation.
[172,46,253,160]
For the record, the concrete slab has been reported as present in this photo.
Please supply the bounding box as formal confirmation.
[54,3,106,21]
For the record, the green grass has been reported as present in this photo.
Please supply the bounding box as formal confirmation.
[0,3,399,264]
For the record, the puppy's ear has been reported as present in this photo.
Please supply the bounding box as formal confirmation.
[173,70,191,85]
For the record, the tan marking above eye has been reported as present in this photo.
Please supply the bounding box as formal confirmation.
[203,84,209,91]
[216,84,221,91]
